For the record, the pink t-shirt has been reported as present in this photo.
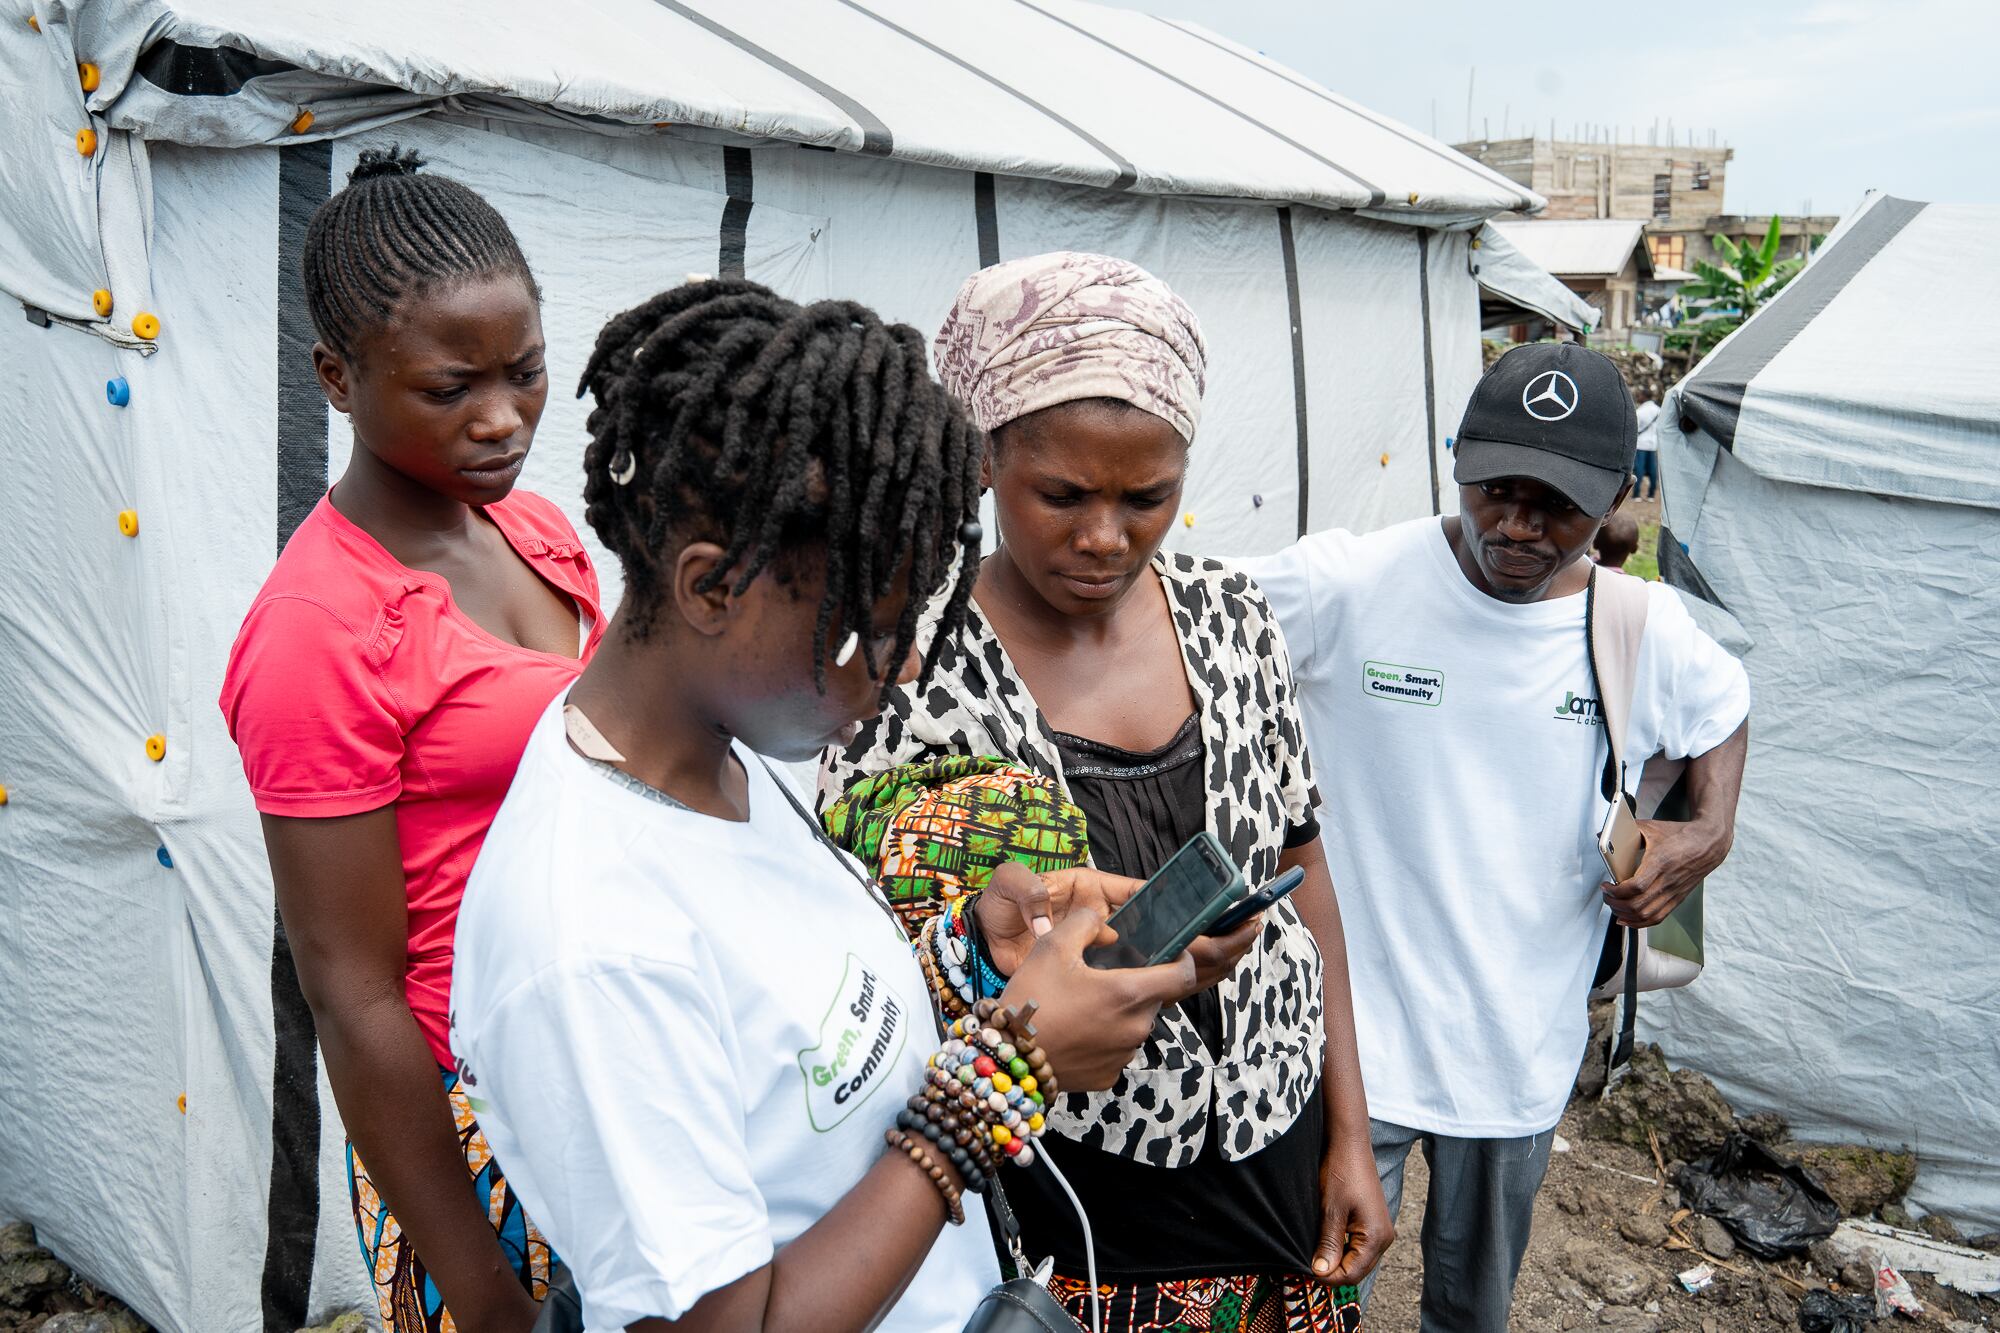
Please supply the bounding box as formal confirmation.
[221,490,604,1065]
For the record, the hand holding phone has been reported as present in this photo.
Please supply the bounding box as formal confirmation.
[1598,795,1647,883]
[1085,832,1247,970]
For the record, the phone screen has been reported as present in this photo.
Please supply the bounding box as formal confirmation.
[1086,834,1244,970]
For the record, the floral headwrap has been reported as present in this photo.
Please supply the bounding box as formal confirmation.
[821,755,1090,929]
[932,251,1208,442]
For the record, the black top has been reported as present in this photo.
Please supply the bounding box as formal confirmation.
[1001,715,1324,1282]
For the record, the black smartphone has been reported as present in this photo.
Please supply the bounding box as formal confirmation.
[1205,865,1306,936]
[1085,832,1248,970]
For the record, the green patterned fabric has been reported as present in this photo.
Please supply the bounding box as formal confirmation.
[821,755,1090,921]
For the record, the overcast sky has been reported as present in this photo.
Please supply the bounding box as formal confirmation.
[1130,0,2000,216]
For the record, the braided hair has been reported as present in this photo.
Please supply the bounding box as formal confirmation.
[301,146,539,358]
[577,279,984,698]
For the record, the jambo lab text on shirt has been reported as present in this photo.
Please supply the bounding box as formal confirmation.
[1553,691,1605,725]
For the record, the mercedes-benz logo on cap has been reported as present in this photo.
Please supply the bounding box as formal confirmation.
[1521,369,1580,421]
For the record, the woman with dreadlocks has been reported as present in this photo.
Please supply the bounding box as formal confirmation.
[221,149,593,1330]
[449,277,1202,1332]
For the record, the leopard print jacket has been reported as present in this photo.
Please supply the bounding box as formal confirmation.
[818,551,1325,1167]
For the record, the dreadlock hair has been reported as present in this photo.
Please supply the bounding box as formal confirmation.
[577,278,985,700]
[301,146,540,359]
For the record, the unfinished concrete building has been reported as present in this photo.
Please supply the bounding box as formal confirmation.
[1453,135,1833,275]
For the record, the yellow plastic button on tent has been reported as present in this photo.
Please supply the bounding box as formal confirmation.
[117,508,139,537]
[290,109,314,134]
[1380,452,1391,467]
[92,288,112,317]
[145,734,167,763]
[1182,512,1196,528]
[76,126,97,156]
[78,61,100,92]
[132,311,160,340]
[0,783,10,805]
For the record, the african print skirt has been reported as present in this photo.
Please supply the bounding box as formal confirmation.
[347,1067,555,1333]
[1046,1271,1362,1333]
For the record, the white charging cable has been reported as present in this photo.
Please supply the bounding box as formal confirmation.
[1033,1143,1100,1333]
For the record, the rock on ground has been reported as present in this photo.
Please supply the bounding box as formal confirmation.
[1794,1142,1916,1216]
[296,1313,369,1333]
[1618,1213,1670,1248]
[1583,1045,1735,1164]
[0,1256,73,1312]
[39,1313,148,1333]
[0,1222,152,1333]
[1564,1238,1659,1306]
[1693,1214,1735,1261]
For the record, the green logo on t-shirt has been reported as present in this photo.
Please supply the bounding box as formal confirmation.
[1553,690,1604,725]
[1362,660,1444,706]
[798,953,907,1133]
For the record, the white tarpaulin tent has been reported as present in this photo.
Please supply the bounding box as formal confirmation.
[1469,221,1599,334]
[1645,192,2000,1230]
[0,3,1567,1327]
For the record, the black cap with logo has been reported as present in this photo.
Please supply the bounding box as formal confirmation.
[1452,342,1636,518]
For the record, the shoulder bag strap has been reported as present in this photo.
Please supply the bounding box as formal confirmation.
[1585,567,1652,1073]
[1586,565,1652,800]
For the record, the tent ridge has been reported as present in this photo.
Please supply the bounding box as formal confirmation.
[1157,16,1544,215]
[654,0,896,156]
[836,0,1138,190]
[1679,194,1927,453]
[1011,0,1387,208]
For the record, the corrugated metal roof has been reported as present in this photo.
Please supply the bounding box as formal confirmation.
[1486,219,1653,279]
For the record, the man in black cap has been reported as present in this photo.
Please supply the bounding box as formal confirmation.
[1244,343,1749,1331]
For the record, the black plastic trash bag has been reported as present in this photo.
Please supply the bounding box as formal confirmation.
[1676,1132,1841,1259]
[1797,1288,1877,1332]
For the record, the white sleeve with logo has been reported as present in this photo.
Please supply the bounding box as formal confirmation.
[466,957,771,1328]
[1636,584,1751,761]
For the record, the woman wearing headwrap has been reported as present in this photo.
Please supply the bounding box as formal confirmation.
[820,253,1391,1333]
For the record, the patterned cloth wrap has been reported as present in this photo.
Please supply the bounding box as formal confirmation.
[348,1066,555,1333]
[932,250,1210,442]
[1047,1272,1362,1333]
[820,754,1090,931]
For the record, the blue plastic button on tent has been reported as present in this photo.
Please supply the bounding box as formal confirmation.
[107,376,130,407]
[156,845,173,868]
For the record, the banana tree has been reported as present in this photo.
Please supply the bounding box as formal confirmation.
[1669,216,1811,355]
[1679,215,1796,320]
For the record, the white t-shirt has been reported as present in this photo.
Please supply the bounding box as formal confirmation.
[451,698,996,1331]
[1635,399,1662,452]
[1243,519,1748,1137]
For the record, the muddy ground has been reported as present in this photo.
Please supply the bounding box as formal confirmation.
[1364,1109,1998,1333]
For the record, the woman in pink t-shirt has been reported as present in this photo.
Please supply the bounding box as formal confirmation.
[220,149,599,1333]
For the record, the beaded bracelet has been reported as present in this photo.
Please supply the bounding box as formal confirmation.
[898,1099,989,1195]
[885,1128,965,1225]
[918,1083,1001,1179]
[925,1001,1057,1168]
[976,996,1059,1102]
[957,896,1010,1000]
[933,901,976,1009]
[914,918,972,1022]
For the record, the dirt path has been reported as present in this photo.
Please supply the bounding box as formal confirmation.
[1361,1108,1996,1332]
